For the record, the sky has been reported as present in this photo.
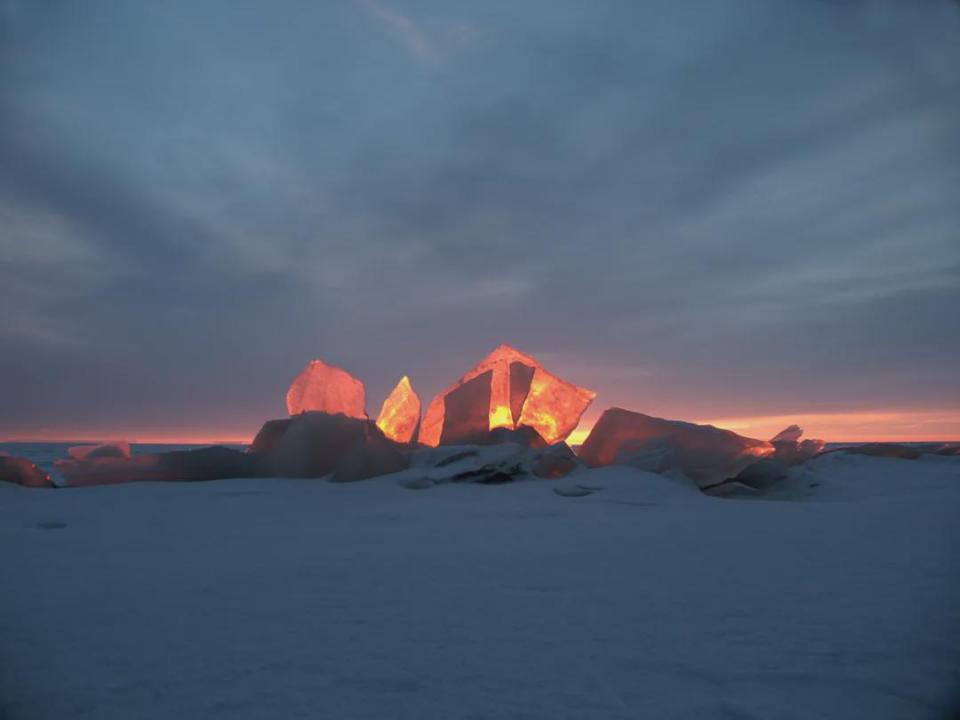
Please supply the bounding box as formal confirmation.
[1,0,958,443]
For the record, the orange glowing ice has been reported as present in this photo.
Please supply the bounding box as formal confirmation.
[375,375,421,444]
[518,366,597,445]
[420,344,596,446]
[286,359,367,418]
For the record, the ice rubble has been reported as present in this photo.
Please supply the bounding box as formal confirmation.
[398,438,582,489]
[0,455,52,488]
[51,412,411,487]
[54,447,257,487]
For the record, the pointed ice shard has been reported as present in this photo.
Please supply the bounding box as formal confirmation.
[376,375,421,444]
[517,366,596,445]
[770,425,803,443]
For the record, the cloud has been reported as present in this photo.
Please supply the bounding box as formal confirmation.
[355,0,478,69]
[356,0,440,65]
[0,0,957,438]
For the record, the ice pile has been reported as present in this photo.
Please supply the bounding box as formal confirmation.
[7,343,955,493]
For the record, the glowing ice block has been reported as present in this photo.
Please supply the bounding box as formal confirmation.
[286,359,366,418]
[375,375,421,444]
[420,344,595,447]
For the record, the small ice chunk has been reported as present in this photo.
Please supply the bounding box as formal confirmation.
[68,441,131,461]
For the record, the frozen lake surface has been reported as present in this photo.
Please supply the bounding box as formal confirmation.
[1,452,958,719]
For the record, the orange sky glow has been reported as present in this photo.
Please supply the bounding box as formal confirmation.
[5,408,958,447]
[566,409,960,446]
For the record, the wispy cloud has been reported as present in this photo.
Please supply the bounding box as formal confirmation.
[357,0,439,66]
[355,0,477,69]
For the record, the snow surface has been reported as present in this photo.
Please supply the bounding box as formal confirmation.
[1,452,959,719]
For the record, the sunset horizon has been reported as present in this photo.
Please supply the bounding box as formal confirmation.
[6,407,959,446]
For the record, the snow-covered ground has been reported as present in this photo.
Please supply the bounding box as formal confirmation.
[1,453,958,719]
